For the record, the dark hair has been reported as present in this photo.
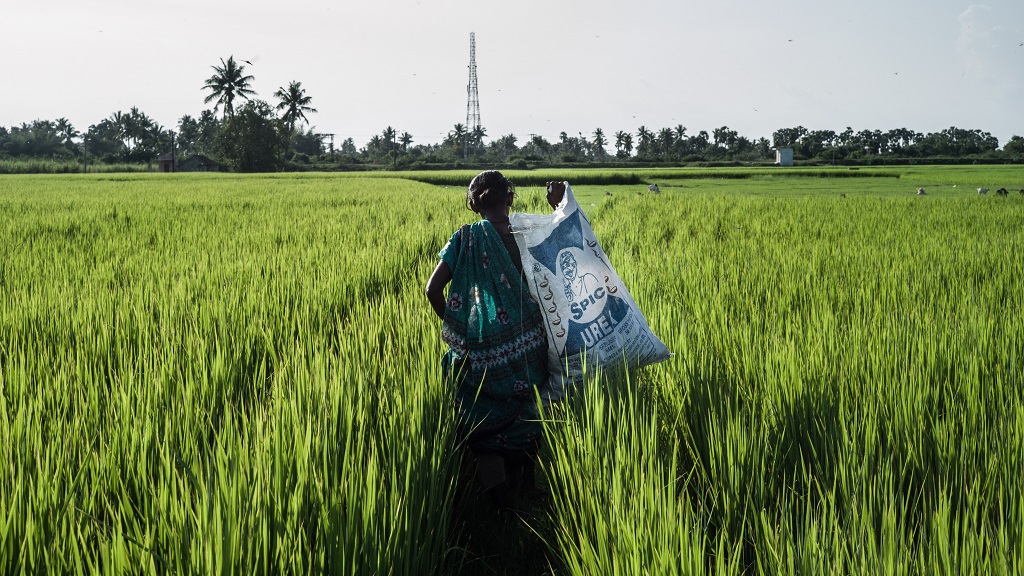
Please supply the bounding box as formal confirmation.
[466,170,515,213]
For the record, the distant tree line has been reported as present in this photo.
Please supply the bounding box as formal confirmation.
[2,55,1023,172]
[272,122,1024,170]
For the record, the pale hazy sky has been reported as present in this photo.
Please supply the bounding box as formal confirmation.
[3,0,1022,148]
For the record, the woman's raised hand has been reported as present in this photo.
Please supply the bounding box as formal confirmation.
[546,181,566,209]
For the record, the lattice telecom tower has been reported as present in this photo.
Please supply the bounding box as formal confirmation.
[466,32,481,134]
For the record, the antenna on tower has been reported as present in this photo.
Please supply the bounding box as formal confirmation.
[466,32,480,157]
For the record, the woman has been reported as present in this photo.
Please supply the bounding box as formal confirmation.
[425,170,564,508]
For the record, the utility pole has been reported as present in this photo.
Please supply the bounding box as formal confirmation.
[82,129,89,173]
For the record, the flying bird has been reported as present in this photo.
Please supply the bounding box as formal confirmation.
[243,59,253,65]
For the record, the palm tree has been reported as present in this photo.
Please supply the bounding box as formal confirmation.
[377,126,397,167]
[446,123,468,157]
[177,115,199,155]
[54,118,78,145]
[468,125,487,156]
[399,132,413,151]
[107,110,141,158]
[366,134,383,158]
[127,106,153,153]
[381,126,397,162]
[493,134,517,160]
[197,110,220,143]
[446,123,467,144]
[657,127,674,157]
[202,56,256,119]
[591,128,607,159]
[673,125,687,156]
[109,111,127,149]
[274,81,317,135]
[141,120,165,169]
[695,130,710,151]
[54,118,79,154]
[471,125,487,144]
[614,130,633,158]
[636,126,653,157]
[637,126,652,143]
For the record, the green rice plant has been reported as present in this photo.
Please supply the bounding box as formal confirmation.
[0,175,466,574]
[539,181,1023,574]
[541,371,729,576]
[1,167,1022,574]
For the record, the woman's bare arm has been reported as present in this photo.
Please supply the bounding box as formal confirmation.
[425,260,453,320]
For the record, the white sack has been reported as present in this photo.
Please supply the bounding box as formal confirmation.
[510,183,671,399]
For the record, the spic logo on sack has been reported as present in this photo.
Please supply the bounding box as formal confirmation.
[553,246,629,351]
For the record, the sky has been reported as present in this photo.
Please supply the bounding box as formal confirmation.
[3,0,1023,149]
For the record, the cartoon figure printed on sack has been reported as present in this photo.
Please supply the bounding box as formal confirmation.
[559,251,600,303]
[554,242,630,354]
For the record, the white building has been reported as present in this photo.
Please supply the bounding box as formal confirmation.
[775,147,794,166]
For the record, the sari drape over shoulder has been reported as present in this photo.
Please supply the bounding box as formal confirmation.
[439,221,549,453]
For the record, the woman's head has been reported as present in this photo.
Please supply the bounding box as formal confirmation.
[466,170,515,213]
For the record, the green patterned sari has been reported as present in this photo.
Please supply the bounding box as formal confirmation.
[439,221,549,454]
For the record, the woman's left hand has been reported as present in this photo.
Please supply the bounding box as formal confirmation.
[546,181,566,209]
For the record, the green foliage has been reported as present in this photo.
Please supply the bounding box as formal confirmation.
[274,81,317,136]
[0,119,77,159]
[215,100,289,172]
[336,137,356,155]
[291,128,324,157]
[176,110,221,158]
[1002,135,1024,158]
[0,159,149,174]
[2,167,1023,574]
[0,174,463,574]
[202,56,256,119]
[542,174,1024,574]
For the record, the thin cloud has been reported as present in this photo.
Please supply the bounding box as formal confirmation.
[957,4,992,61]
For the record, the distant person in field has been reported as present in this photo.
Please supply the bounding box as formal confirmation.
[426,170,565,510]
